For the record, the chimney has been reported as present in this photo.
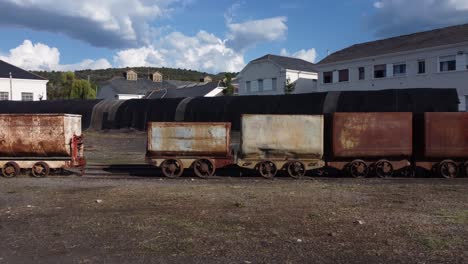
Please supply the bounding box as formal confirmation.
[125,70,137,81]
[152,71,163,82]
[200,75,212,83]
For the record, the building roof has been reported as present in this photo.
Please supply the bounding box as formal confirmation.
[146,81,224,99]
[251,54,317,72]
[99,77,180,97]
[0,60,47,80]
[165,80,199,87]
[98,76,223,99]
[319,23,468,65]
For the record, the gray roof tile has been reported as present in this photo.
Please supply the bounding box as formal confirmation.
[319,23,468,65]
[147,81,224,99]
[0,60,47,80]
[252,54,317,72]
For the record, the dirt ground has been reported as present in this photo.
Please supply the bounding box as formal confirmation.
[0,131,467,263]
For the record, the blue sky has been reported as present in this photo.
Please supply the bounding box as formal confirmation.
[0,0,467,73]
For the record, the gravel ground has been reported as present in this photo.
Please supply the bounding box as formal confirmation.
[0,177,467,263]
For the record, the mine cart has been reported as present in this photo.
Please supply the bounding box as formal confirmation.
[0,114,85,177]
[329,112,413,178]
[416,112,468,178]
[236,114,325,179]
[146,122,233,178]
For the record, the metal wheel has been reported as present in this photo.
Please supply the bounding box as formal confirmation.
[401,166,416,178]
[31,162,50,178]
[257,161,277,179]
[2,162,20,178]
[438,160,458,179]
[286,161,306,179]
[160,159,184,178]
[374,160,394,178]
[347,160,368,178]
[193,159,215,178]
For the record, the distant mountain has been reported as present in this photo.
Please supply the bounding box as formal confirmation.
[33,67,237,86]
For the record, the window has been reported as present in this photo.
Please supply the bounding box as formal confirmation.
[21,92,33,101]
[439,55,456,72]
[258,79,264,91]
[246,81,251,92]
[263,79,272,91]
[358,67,365,80]
[251,80,258,92]
[323,71,333,83]
[0,92,8,101]
[418,60,426,74]
[272,78,277,91]
[338,69,349,82]
[393,63,407,76]
[466,95,468,112]
[374,64,386,78]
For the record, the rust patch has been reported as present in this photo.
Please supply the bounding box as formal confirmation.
[339,116,371,150]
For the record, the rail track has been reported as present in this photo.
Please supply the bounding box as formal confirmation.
[72,164,246,179]
[63,164,468,180]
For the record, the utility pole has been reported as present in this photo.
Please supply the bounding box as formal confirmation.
[9,72,13,100]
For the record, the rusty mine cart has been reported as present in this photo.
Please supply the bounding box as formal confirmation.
[145,122,233,178]
[0,114,86,178]
[236,114,326,179]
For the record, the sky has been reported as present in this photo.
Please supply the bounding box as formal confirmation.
[1,0,468,74]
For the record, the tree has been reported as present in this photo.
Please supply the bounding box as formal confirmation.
[70,79,96,99]
[222,73,235,96]
[46,72,75,100]
[61,71,75,85]
[284,78,295,94]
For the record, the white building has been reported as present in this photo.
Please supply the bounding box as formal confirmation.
[237,54,318,95]
[0,60,48,101]
[316,24,468,111]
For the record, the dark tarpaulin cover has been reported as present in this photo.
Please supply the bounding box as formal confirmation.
[0,100,102,129]
[0,88,459,132]
[336,88,459,113]
[184,93,327,130]
[114,98,184,130]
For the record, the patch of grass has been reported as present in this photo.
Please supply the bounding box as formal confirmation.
[435,210,468,224]
[139,238,195,254]
[233,201,245,208]
[435,186,462,192]
[449,210,468,225]
[416,234,465,251]
[418,236,448,250]
[307,213,322,220]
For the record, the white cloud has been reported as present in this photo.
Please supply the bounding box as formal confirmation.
[226,17,288,51]
[224,1,243,24]
[114,31,245,73]
[0,0,187,48]
[60,59,113,72]
[280,48,318,63]
[0,40,111,71]
[370,0,468,37]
